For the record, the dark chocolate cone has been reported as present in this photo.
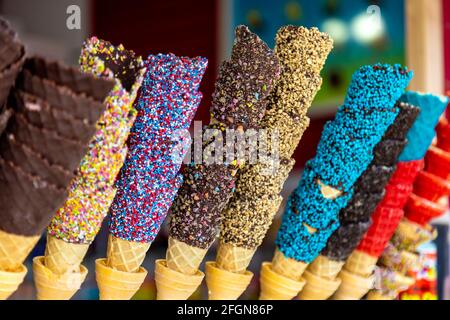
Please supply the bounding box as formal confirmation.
[13,90,97,142]
[0,134,74,188]
[0,158,67,236]
[8,114,88,171]
[0,107,13,136]
[23,57,114,101]
[0,47,25,108]
[17,70,106,123]
[0,17,23,71]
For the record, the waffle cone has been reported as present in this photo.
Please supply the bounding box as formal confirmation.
[95,258,147,300]
[166,237,207,275]
[44,235,89,275]
[298,270,342,300]
[106,235,150,273]
[271,248,308,280]
[0,264,27,300]
[344,250,378,277]
[155,259,204,300]
[0,229,40,271]
[307,255,344,280]
[216,242,256,274]
[392,219,437,251]
[366,290,391,300]
[259,262,306,300]
[205,261,253,300]
[332,269,375,300]
[33,256,87,300]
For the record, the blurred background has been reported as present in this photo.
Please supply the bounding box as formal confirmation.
[1,0,449,300]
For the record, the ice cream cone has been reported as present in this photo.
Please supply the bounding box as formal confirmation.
[216,242,256,274]
[106,235,151,273]
[259,262,305,300]
[307,255,345,280]
[0,264,27,300]
[332,269,375,300]
[259,249,308,300]
[33,256,88,300]
[298,270,341,300]
[166,237,207,275]
[392,219,436,251]
[96,235,150,300]
[205,261,253,300]
[154,259,204,300]
[95,258,147,300]
[0,229,40,299]
[344,250,378,277]
[44,235,89,275]
[366,290,391,300]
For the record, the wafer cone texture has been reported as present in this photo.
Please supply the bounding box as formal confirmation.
[155,238,207,300]
[205,261,253,300]
[259,249,307,300]
[33,256,88,300]
[0,230,39,299]
[216,242,256,274]
[166,237,207,275]
[155,259,204,300]
[95,258,147,300]
[106,235,150,273]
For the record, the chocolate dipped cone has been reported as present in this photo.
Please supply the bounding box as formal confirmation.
[0,18,23,71]
[0,47,25,108]
[9,114,88,171]
[13,90,97,142]
[0,229,40,300]
[0,108,12,136]
[259,248,307,300]
[23,56,114,101]
[0,134,73,188]
[155,237,206,300]
[0,158,68,236]
[204,242,254,300]
[298,255,344,300]
[17,69,107,123]
[96,235,150,300]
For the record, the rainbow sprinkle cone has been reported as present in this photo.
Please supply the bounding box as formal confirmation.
[216,26,333,301]
[99,53,207,300]
[34,38,145,300]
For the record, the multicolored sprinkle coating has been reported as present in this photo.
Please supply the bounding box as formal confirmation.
[109,53,207,243]
[276,64,413,263]
[47,37,145,244]
[169,26,280,250]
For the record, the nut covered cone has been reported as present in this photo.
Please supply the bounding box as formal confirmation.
[33,256,88,300]
[155,259,204,300]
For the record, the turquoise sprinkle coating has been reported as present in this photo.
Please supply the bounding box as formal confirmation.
[276,64,413,263]
[399,91,449,162]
